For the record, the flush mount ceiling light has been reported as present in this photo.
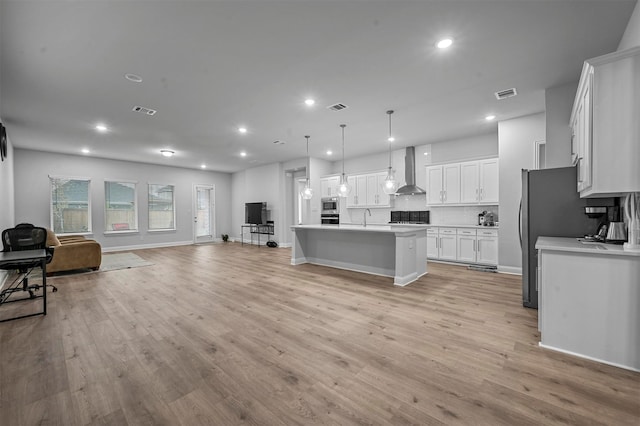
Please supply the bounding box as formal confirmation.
[301,135,313,200]
[382,110,399,195]
[485,114,496,121]
[337,124,351,198]
[326,150,333,156]
[240,151,247,157]
[124,73,143,83]
[304,98,315,106]
[160,149,174,157]
[95,123,108,133]
[436,38,453,49]
[238,127,247,134]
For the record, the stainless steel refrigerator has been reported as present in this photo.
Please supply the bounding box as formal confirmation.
[520,166,597,309]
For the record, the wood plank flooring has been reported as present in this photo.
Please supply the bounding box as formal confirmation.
[1,243,638,425]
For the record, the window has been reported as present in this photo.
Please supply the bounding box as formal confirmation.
[148,184,175,230]
[105,181,138,232]
[50,176,91,234]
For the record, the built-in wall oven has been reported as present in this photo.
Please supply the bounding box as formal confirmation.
[321,197,340,224]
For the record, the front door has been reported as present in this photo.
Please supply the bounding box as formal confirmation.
[194,184,215,243]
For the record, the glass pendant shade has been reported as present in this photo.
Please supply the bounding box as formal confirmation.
[301,179,313,200]
[382,167,398,195]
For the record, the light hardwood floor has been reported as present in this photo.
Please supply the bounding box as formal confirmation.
[1,243,638,425]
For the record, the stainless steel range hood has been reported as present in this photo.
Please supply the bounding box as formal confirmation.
[395,146,426,195]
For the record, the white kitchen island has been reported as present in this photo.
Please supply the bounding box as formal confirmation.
[290,224,427,286]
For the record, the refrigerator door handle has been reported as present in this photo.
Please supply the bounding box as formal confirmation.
[518,199,523,249]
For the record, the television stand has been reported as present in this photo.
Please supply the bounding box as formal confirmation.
[241,222,274,247]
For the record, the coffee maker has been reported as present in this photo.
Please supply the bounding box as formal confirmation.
[583,200,620,242]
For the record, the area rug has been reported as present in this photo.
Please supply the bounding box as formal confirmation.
[44,252,154,277]
[98,252,154,272]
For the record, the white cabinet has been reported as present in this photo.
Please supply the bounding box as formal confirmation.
[428,159,498,206]
[320,176,340,197]
[426,228,439,258]
[425,164,460,205]
[571,47,640,197]
[460,159,499,204]
[365,172,391,207]
[346,175,367,207]
[456,229,477,263]
[438,227,457,261]
[346,171,390,208]
[426,227,498,266]
[476,229,498,265]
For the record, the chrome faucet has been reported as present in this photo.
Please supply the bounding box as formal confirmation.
[363,208,371,227]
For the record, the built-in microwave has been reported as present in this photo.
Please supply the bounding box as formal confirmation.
[321,197,339,214]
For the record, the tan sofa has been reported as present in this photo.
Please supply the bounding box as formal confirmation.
[46,231,102,274]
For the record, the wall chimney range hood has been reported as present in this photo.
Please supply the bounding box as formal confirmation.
[395,146,426,195]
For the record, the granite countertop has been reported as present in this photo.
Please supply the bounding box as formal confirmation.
[340,222,498,230]
[536,236,640,257]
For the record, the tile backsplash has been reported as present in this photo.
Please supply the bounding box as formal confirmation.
[341,194,499,226]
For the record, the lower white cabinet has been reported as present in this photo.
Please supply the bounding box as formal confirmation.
[476,229,498,265]
[427,227,498,266]
[456,229,477,263]
[438,228,457,261]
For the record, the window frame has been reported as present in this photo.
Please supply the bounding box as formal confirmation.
[104,179,139,234]
[148,183,176,232]
[49,175,92,236]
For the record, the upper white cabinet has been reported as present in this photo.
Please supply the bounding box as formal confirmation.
[319,176,340,197]
[460,159,499,204]
[570,47,640,197]
[346,171,390,208]
[427,158,498,206]
[425,164,460,205]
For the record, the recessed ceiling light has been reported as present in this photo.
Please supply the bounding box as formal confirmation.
[485,114,496,121]
[305,99,315,106]
[238,127,247,134]
[387,136,395,142]
[326,150,333,156]
[95,123,108,133]
[81,148,90,154]
[200,164,206,169]
[436,38,453,49]
[240,151,247,157]
[124,73,143,83]
[160,149,174,157]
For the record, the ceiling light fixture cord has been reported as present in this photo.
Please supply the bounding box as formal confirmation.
[383,110,398,195]
[302,135,313,200]
[338,124,351,197]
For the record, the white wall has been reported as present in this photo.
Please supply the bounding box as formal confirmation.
[545,81,578,168]
[13,149,232,250]
[618,1,640,51]
[0,130,15,231]
[498,112,546,274]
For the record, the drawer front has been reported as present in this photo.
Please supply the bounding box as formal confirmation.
[457,228,477,236]
[439,228,456,235]
[478,229,498,237]
[427,228,438,235]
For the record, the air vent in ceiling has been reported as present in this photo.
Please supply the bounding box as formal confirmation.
[494,88,517,100]
[132,105,157,115]
[327,103,348,111]
[273,140,285,145]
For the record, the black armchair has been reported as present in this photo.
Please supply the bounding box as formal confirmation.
[0,223,57,302]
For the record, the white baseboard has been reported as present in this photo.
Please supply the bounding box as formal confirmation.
[498,265,522,275]
[539,343,640,373]
[102,240,194,253]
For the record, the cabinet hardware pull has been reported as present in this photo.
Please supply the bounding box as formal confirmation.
[476,188,479,200]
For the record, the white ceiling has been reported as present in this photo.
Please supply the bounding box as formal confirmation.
[0,1,635,173]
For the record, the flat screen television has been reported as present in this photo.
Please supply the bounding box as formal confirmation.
[245,202,266,225]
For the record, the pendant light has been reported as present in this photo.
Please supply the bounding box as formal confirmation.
[337,124,351,197]
[382,110,399,195]
[301,135,313,200]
